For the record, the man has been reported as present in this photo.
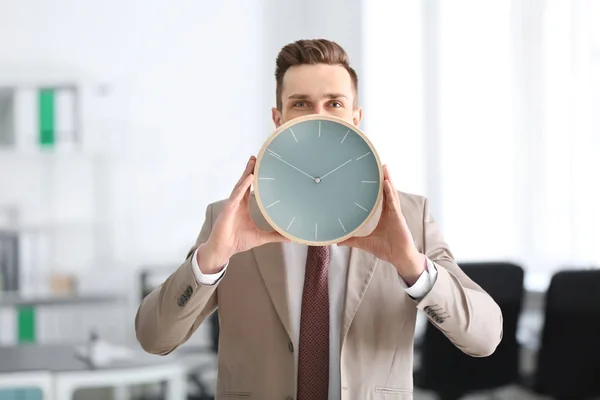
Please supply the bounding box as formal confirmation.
[135,39,503,399]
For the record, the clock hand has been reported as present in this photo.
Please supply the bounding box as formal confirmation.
[269,151,316,181]
[320,159,352,180]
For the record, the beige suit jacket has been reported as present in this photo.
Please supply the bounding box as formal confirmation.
[135,191,503,400]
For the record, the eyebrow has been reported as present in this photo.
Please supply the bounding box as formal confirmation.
[288,93,348,100]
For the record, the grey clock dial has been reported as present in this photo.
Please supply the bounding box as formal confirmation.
[255,115,382,245]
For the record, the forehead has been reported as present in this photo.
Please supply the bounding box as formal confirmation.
[281,64,354,99]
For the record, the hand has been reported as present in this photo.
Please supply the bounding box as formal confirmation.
[320,159,352,180]
[268,150,316,181]
[198,156,289,273]
[337,165,425,285]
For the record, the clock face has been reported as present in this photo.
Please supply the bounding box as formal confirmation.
[254,115,382,245]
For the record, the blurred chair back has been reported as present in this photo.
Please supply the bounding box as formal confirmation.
[532,269,600,399]
[416,262,524,400]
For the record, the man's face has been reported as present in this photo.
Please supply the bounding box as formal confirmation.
[272,64,363,128]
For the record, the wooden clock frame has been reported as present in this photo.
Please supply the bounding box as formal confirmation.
[253,114,384,246]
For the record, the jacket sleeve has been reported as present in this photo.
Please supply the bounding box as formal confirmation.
[134,203,220,355]
[415,197,504,357]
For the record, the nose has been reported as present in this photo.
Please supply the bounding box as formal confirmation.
[313,105,326,115]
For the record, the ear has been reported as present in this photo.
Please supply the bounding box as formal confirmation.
[272,107,283,128]
[352,106,363,127]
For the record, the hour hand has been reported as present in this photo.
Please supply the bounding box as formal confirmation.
[268,150,316,181]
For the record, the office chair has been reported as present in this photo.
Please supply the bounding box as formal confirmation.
[522,269,600,400]
[415,262,525,400]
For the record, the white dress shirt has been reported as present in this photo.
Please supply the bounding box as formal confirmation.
[191,243,437,400]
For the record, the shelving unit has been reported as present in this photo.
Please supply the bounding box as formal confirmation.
[0,69,122,345]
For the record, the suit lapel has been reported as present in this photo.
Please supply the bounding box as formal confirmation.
[252,243,293,342]
[248,193,293,342]
[340,246,379,348]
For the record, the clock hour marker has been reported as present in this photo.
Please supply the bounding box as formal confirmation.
[361,180,377,183]
[287,216,296,230]
[290,128,298,143]
[268,149,281,158]
[259,177,275,180]
[338,218,347,233]
[318,121,321,137]
[315,223,318,239]
[356,152,371,160]
[265,200,280,209]
[354,202,369,212]
[341,129,350,144]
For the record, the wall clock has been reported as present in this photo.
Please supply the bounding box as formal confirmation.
[253,114,383,246]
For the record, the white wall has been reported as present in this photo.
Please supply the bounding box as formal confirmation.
[433,0,600,276]
[362,2,426,197]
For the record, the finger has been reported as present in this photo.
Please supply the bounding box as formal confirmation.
[337,236,360,248]
[268,231,290,243]
[231,173,254,203]
[383,180,400,213]
[231,157,255,199]
[257,230,290,246]
[383,165,400,205]
[241,181,252,210]
[383,165,394,189]
[234,156,256,190]
[242,182,251,203]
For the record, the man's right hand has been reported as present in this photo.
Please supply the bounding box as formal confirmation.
[196,155,289,274]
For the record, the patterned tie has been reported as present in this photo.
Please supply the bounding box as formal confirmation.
[297,245,330,400]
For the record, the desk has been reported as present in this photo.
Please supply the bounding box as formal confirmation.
[0,343,215,400]
[0,371,52,400]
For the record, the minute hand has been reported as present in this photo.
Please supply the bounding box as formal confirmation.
[270,152,316,180]
[320,159,352,180]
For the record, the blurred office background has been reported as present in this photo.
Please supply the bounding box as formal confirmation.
[0,0,599,399]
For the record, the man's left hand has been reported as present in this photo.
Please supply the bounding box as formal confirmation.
[338,165,425,286]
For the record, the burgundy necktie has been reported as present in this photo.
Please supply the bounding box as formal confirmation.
[297,245,330,400]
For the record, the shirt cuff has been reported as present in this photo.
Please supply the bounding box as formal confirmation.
[401,257,438,299]
[191,247,228,285]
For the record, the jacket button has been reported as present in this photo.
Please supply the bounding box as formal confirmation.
[288,341,294,353]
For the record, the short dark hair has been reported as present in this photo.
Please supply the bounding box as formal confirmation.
[274,39,359,110]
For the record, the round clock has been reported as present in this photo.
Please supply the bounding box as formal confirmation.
[253,114,383,246]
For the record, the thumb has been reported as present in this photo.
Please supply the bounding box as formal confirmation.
[258,229,290,245]
[337,236,358,247]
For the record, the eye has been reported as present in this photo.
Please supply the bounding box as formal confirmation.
[329,101,343,108]
[293,101,308,107]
